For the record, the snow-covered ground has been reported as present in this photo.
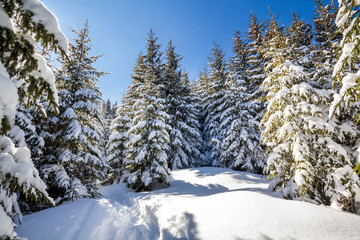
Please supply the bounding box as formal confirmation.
[16,167,360,240]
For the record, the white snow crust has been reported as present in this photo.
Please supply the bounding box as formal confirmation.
[16,167,360,240]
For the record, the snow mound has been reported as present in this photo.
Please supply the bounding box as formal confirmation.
[16,167,360,240]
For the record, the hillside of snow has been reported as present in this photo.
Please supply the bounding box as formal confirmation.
[16,167,360,240]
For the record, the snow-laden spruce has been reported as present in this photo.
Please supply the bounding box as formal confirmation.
[163,41,207,169]
[40,22,107,202]
[124,31,171,192]
[331,0,360,175]
[219,31,265,173]
[312,0,340,90]
[331,0,360,118]
[246,13,266,96]
[0,0,68,238]
[101,99,117,164]
[201,44,229,166]
[106,103,131,183]
[262,13,360,212]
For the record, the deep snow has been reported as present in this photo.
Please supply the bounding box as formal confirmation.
[16,167,360,240]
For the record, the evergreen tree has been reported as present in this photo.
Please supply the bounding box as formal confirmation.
[313,0,340,89]
[262,12,360,212]
[163,41,207,169]
[330,0,360,179]
[124,31,171,192]
[0,0,68,238]
[124,54,146,117]
[106,102,131,184]
[331,0,360,120]
[101,99,115,165]
[41,22,107,202]
[220,31,265,173]
[109,54,147,184]
[202,43,228,166]
[246,13,266,95]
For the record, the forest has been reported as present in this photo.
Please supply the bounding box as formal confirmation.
[1,0,360,239]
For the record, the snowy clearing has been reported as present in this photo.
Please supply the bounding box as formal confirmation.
[17,167,360,240]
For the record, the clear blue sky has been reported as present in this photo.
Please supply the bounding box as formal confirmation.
[42,0,325,103]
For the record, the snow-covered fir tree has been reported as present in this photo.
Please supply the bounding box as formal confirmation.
[331,0,360,117]
[106,101,131,184]
[312,0,340,90]
[102,99,115,140]
[262,12,360,212]
[219,31,265,173]
[13,47,58,182]
[125,54,146,116]
[163,41,207,169]
[202,44,229,166]
[0,0,68,238]
[107,54,147,184]
[13,107,45,162]
[124,31,171,192]
[101,99,116,167]
[245,13,267,152]
[330,1,360,176]
[246,13,266,96]
[40,22,107,202]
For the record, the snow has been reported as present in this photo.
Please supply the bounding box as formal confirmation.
[29,53,59,104]
[0,62,18,127]
[0,6,14,30]
[20,0,69,53]
[16,167,360,240]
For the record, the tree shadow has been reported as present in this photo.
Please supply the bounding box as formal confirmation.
[186,167,235,178]
[188,167,266,184]
[147,167,274,198]
[161,212,200,240]
[155,180,230,197]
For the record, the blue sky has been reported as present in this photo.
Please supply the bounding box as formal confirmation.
[42,0,323,103]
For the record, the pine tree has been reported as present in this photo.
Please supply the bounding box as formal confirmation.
[40,22,107,202]
[331,0,360,121]
[0,0,68,238]
[163,41,207,169]
[124,31,171,192]
[219,31,265,173]
[109,54,147,184]
[101,99,115,166]
[106,101,131,183]
[202,43,228,166]
[313,0,340,89]
[262,12,360,212]
[124,54,146,117]
[246,13,266,95]
[14,47,58,177]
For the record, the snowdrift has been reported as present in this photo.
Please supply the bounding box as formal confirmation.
[17,167,360,240]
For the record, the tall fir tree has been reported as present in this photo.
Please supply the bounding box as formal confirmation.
[219,31,265,173]
[0,0,68,238]
[262,12,360,212]
[202,43,229,166]
[106,101,131,184]
[163,41,207,169]
[330,1,360,176]
[313,0,340,89]
[101,99,115,166]
[246,13,266,95]
[124,31,171,192]
[331,0,360,120]
[124,54,146,117]
[40,22,107,202]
